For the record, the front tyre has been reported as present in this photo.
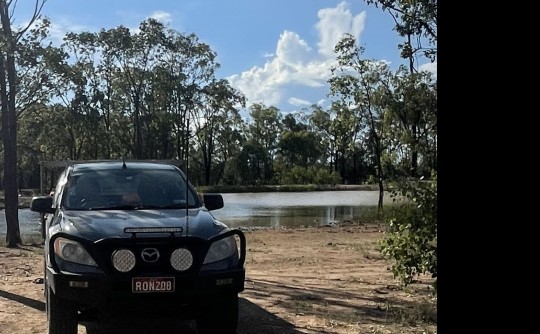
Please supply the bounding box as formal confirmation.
[47,286,78,334]
[196,293,239,334]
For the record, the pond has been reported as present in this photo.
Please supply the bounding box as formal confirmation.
[213,191,382,228]
[1,190,384,239]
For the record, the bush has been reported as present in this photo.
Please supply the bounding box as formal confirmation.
[380,174,437,293]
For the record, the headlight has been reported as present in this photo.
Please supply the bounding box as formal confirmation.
[54,237,97,267]
[203,236,237,264]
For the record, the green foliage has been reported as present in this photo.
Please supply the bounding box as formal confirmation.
[314,168,341,185]
[365,0,437,63]
[380,174,437,292]
[10,6,436,195]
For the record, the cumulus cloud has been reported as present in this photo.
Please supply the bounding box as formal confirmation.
[316,1,366,58]
[149,10,173,25]
[419,61,437,77]
[228,1,366,111]
[275,30,313,68]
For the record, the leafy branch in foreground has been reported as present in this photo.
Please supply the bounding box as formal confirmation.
[380,174,437,292]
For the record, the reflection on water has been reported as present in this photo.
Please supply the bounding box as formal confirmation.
[0,209,43,243]
[212,191,382,228]
[213,205,376,228]
[2,190,382,239]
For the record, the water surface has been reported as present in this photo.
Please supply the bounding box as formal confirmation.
[1,190,383,239]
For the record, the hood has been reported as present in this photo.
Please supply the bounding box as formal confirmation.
[58,209,229,242]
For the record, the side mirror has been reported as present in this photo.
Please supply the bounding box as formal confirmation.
[30,196,55,214]
[203,193,224,211]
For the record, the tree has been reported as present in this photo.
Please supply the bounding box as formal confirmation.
[364,0,438,292]
[366,0,437,176]
[277,115,322,171]
[383,68,437,176]
[329,34,394,213]
[0,0,46,247]
[244,103,281,183]
[193,79,245,185]
[309,102,366,183]
[365,0,437,67]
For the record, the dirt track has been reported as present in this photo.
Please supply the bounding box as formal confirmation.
[0,223,436,333]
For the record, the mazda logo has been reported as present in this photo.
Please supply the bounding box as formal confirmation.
[141,248,160,262]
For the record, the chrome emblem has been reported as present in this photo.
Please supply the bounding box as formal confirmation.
[141,248,160,262]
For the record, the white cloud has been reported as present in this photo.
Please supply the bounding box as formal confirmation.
[149,11,173,25]
[228,1,366,112]
[419,61,437,77]
[275,30,313,68]
[316,1,366,58]
[288,97,311,107]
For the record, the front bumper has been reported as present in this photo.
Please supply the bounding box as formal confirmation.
[46,229,246,312]
[47,265,245,308]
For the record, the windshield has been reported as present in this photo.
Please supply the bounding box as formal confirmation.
[61,168,200,210]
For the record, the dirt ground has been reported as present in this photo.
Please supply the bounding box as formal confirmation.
[0,222,436,334]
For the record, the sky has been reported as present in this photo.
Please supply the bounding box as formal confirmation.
[14,0,437,119]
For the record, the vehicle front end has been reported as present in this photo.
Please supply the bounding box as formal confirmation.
[46,226,246,320]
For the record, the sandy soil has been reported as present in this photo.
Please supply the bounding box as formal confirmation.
[0,222,436,334]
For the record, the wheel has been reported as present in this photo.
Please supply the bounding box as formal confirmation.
[196,293,239,334]
[47,285,78,334]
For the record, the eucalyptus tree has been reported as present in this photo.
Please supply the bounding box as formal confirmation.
[241,103,281,183]
[192,79,245,185]
[213,111,246,184]
[329,34,395,212]
[156,31,224,163]
[234,140,270,185]
[0,0,49,247]
[277,113,323,177]
[12,18,68,187]
[366,0,437,70]
[248,104,281,154]
[365,0,437,176]
[309,102,365,182]
[59,30,134,160]
[383,67,437,176]
[50,32,108,160]
[97,19,169,159]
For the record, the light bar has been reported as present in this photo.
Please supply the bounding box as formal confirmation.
[124,227,184,234]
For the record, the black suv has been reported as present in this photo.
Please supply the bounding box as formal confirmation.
[30,161,246,334]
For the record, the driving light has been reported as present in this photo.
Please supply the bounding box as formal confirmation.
[112,249,136,272]
[170,248,193,271]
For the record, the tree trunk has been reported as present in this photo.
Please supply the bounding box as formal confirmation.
[0,1,22,247]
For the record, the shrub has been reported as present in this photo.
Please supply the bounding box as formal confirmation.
[380,174,437,292]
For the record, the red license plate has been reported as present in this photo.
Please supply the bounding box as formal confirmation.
[132,277,175,293]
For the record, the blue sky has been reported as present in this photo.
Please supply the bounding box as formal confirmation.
[15,0,436,117]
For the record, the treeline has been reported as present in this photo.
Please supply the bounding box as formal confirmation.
[8,16,436,191]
